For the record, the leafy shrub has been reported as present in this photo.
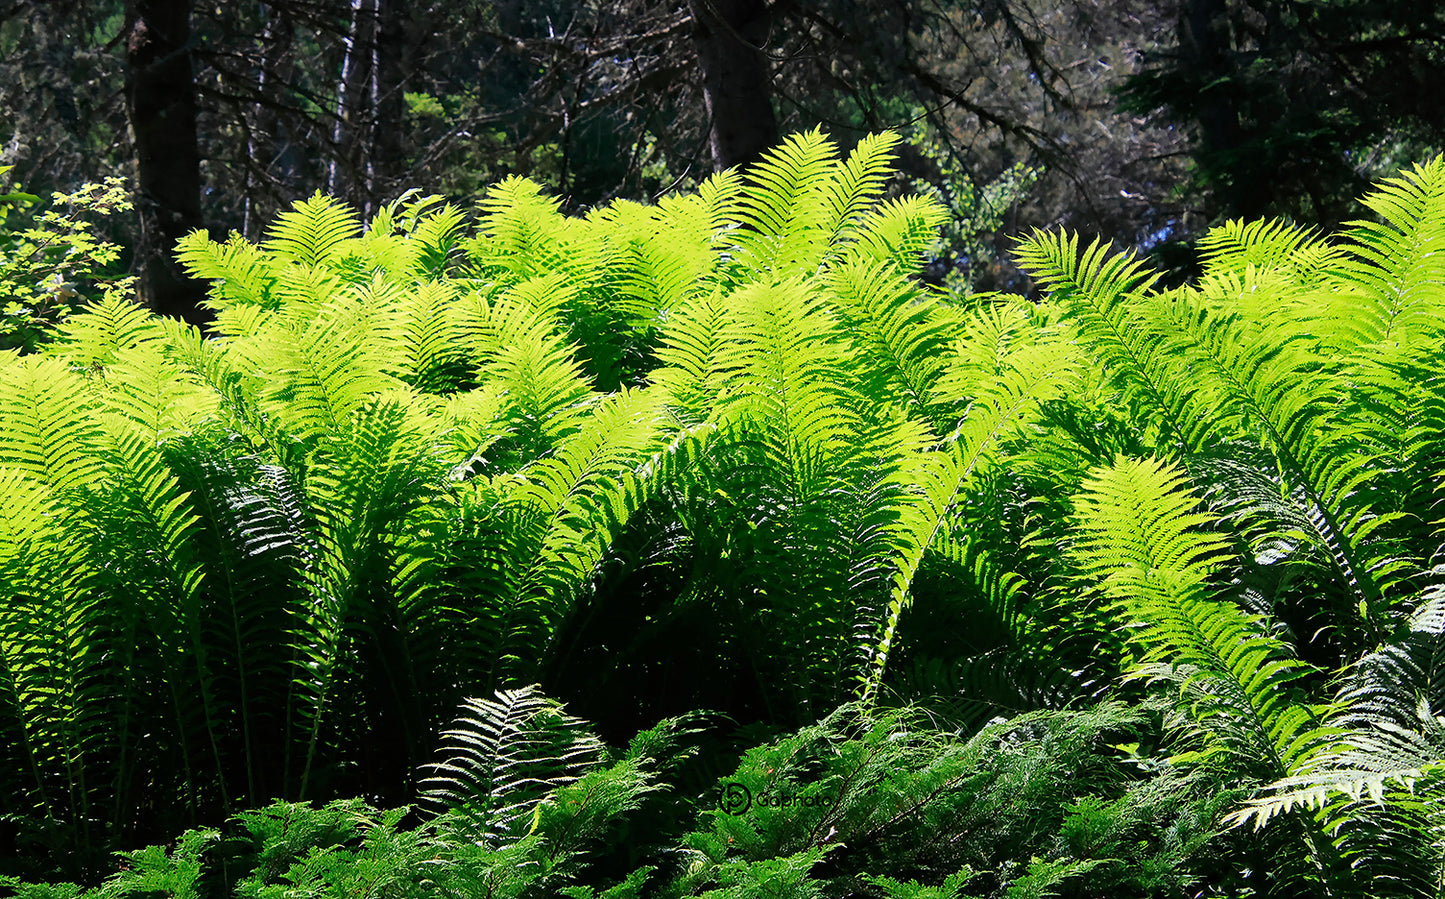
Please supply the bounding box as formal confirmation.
[0,170,133,352]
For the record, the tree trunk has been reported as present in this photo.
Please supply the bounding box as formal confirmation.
[687,0,778,172]
[125,0,207,325]
[1178,0,1265,220]
[328,0,405,219]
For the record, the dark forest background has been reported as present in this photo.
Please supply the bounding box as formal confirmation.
[3,0,1444,320]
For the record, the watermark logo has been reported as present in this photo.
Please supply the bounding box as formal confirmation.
[718,781,753,814]
[716,781,836,815]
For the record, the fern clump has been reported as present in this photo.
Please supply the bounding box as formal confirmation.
[6,131,1445,894]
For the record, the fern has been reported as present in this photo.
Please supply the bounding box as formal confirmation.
[1336,156,1445,354]
[465,176,569,281]
[1017,229,1406,636]
[1069,455,1350,889]
[419,685,605,839]
[1069,457,1321,772]
[857,338,1075,705]
[1229,585,1445,895]
[261,193,362,268]
[729,129,840,276]
[824,257,955,420]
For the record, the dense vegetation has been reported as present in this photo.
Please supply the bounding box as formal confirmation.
[3,131,1445,896]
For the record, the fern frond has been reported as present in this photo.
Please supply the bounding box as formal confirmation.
[459,291,596,457]
[1336,156,1445,352]
[48,292,165,368]
[824,257,953,418]
[730,129,839,275]
[650,289,731,421]
[1070,456,1324,781]
[466,176,568,280]
[857,340,1075,705]
[596,203,717,330]
[262,193,363,268]
[0,466,109,837]
[94,342,217,444]
[1071,455,1231,594]
[292,393,450,796]
[403,200,469,279]
[1013,232,1208,454]
[384,280,466,394]
[162,439,313,808]
[419,685,605,840]
[1021,228,1405,626]
[496,389,678,677]
[822,131,901,250]
[1153,286,1401,622]
[249,286,408,444]
[0,355,106,492]
[1231,585,1445,832]
[355,194,468,280]
[845,195,950,270]
[176,231,277,311]
[1196,218,1322,276]
[713,280,858,504]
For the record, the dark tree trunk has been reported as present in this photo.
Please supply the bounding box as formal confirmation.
[687,0,778,172]
[126,0,207,325]
[1178,0,1265,220]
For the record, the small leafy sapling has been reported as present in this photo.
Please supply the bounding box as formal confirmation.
[0,169,135,352]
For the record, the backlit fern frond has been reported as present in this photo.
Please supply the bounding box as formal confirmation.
[466,176,568,281]
[384,280,466,394]
[729,128,839,275]
[821,131,902,253]
[261,193,363,268]
[176,231,277,310]
[0,355,106,492]
[495,388,677,680]
[1153,285,1404,624]
[857,340,1075,705]
[95,341,217,444]
[1195,217,1324,276]
[459,290,596,459]
[355,194,468,281]
[713,279,858,504]
[650,288,731,422]
[1070,456,1325,779]
[249,286,409,445]
[1020,228,1406,631]
[1014,231,1210,456]
[844,194,950,270]
[0,466,109,850]
[1336,155,1445,353]
[48,291,165,368]
[1230,586,1445,824]
[824,257,953,419]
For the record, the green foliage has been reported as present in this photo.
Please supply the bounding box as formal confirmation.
[2,130,1008,873]
[672,701,1224,899]
[0,700,1226,899]
[6,133,1445,896]
[0,171,133,352]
